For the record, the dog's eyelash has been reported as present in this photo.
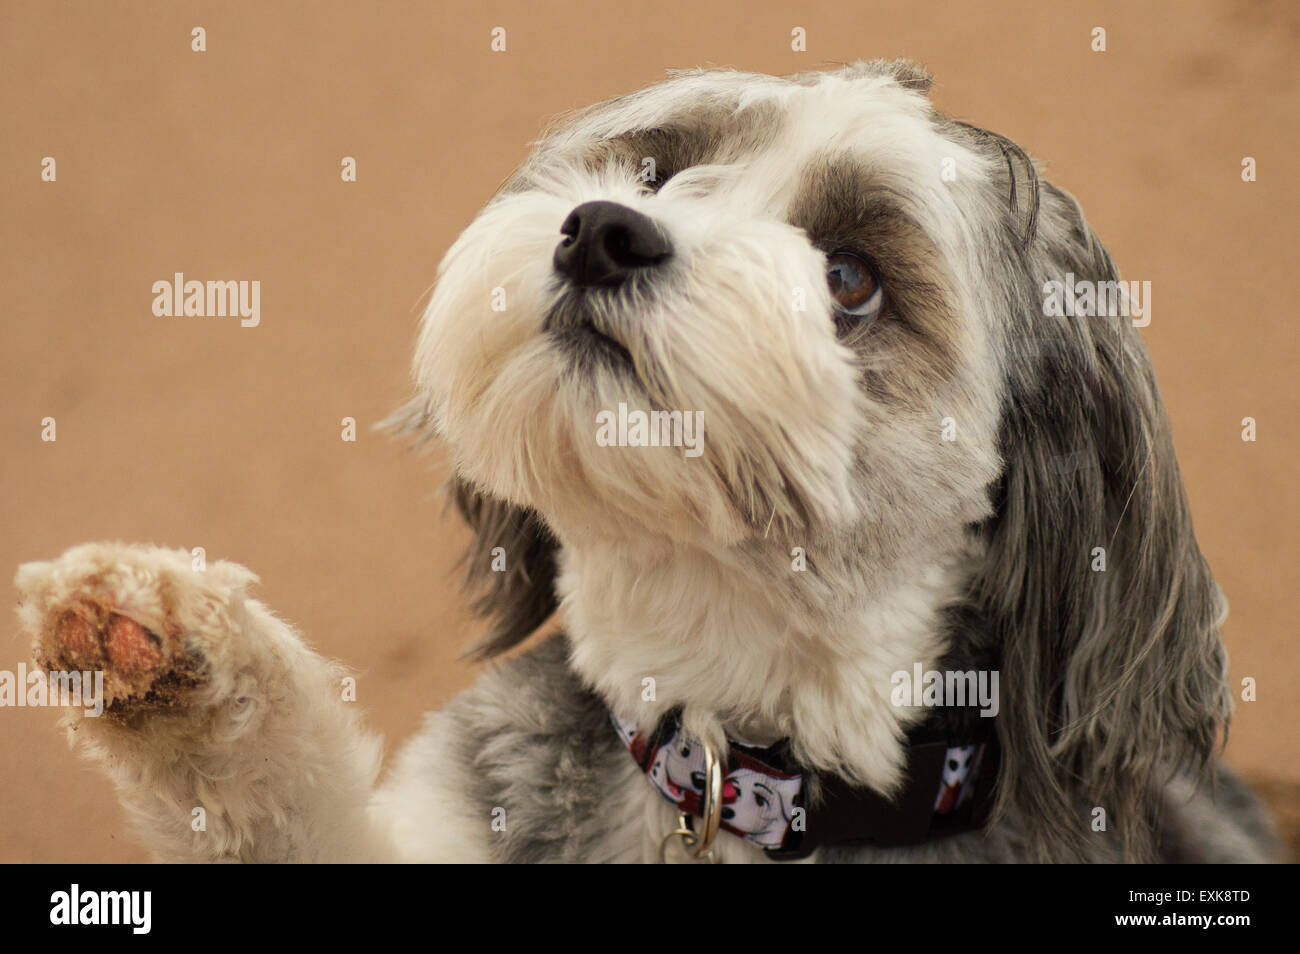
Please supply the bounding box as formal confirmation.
[820,241,882,273]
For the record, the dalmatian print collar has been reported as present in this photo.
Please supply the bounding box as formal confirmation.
[612,709,997,860]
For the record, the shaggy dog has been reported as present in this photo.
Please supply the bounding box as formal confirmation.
[16,60,1279,863]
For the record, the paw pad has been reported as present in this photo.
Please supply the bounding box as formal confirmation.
[103,613,165,675]
[38,606,195,713]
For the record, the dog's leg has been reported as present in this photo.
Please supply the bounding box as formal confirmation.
[17,543,394,863]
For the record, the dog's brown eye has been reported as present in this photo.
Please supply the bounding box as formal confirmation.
[826,252,882,317]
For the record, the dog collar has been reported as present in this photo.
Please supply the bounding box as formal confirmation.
[612,709,997,860]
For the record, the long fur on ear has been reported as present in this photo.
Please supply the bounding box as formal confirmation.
[382,397,562,660]
[973,177,1231,861]
[450,479,561,661]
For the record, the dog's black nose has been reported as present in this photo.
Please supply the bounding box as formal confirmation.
[553,201,671,287]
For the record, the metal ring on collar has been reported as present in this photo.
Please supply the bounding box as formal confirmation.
[694,736,724,859]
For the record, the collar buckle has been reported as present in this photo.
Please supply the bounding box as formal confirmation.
[658,738,724,863]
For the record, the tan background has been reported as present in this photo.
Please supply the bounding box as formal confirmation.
[1,0,1296,862]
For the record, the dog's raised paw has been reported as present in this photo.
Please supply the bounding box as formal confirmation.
[15,543,258,717]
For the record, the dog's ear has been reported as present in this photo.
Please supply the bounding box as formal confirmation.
[871,58,934,93]
[974,181,1230,861]
[383,399,560,658]
[450,478,561,660]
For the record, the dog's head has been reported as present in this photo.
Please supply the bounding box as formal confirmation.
[398,60,1230,860]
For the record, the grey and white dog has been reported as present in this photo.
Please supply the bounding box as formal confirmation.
[17,61,1279,863]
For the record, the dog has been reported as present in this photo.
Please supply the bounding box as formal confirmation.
[15,60,1279,863]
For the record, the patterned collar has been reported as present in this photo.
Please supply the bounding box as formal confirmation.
[613,709,998,860]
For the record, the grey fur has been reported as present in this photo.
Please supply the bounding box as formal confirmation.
[451,480,560,661]
[443,636,633,862]
[963,172,1245,862]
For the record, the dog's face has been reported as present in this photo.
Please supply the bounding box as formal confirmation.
[411,61,1007,550]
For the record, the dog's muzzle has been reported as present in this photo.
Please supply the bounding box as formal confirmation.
[553,200,672,287]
